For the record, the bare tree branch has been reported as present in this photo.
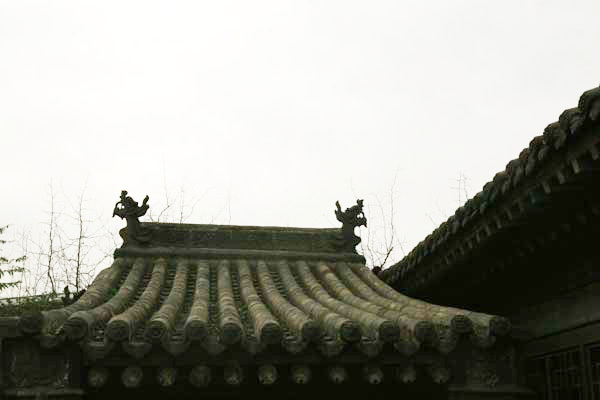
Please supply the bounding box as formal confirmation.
[45,181,58,294]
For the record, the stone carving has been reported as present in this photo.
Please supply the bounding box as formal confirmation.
[257,365,278,385]
[427,363,451,384]
[363,364,384,385]
[157,367,177,387]
[396,364,417,383]
[87,367,109,388]
[224,363,244,386]
[467,363,500,388]
[113,190,150,246]
[7,340,70,389]
[335,199,367,253]
[121,366,143,388]
[328,366,348,384]
[189,365,211,387]
[466,346,511,388]
[291,365,311,384]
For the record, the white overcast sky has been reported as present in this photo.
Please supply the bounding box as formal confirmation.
[1,1,600,276]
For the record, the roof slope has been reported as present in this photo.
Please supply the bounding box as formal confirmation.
[15,223,509,361]
[380,85,600,295]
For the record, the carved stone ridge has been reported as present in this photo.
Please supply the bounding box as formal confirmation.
[5,340,71,389]
[465,345,514,389]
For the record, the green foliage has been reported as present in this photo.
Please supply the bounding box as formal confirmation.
[0,294,63,317]
[0,225,25,292]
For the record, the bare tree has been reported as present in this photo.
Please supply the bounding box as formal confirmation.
[148,184,207,224]
[10,179,115,297]
[357,170,406,271]
[452,173,470,206]
[0,225,25,292]
[147,163,219,224]
[12,181,63,296]
[43,181,59,294]
[60,180,110,292]
[358,171,472,272]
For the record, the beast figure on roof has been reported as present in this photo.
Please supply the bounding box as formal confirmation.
[113,190,151,246]
[335,199,367,253]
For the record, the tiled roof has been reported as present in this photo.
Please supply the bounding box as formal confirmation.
[380,85,600,292]
[17,223,509,361]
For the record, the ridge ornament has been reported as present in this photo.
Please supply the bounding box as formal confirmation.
[113,190,151,246]
[335,199,367,253]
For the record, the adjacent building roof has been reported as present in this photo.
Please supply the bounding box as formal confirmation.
[380,85,600,299]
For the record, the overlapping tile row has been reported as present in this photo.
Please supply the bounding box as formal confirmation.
[380,85,600,288]
[20,256,509,358]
